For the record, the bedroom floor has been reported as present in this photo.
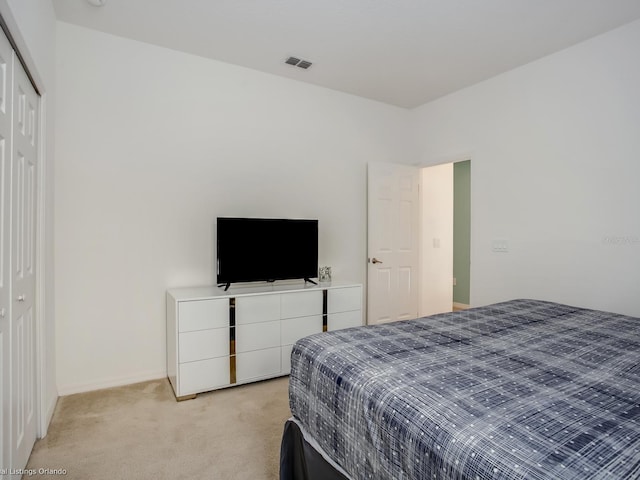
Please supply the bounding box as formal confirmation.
[26,376,291,479]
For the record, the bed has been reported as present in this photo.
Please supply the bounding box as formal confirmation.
[280,299,640,480]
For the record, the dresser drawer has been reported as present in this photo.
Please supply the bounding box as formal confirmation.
[328,286,362,314]
[236,347,281,382]
[236,294,280,324]
[281,345,293,375]
[236,320,280,353]
[178,298,229,332]
[179,328,229,363]
[328,310,363,331]
[281,315,323,345]
[179,357,230,395]
[281,290,322,319]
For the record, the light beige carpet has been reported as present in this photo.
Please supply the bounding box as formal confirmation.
[26,376,291,479]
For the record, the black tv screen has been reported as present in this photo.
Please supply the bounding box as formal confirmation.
[217,217,318,285]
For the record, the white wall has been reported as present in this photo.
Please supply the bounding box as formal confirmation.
[0,0,57,432]
[56,15,640,395]
[412,19,640,317]
[420,163,453,316]
[55,23,415,394]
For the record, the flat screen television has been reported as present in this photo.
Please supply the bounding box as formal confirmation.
[216,217,318,289]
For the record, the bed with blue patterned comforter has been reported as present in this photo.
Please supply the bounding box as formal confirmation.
[288,299,640,480]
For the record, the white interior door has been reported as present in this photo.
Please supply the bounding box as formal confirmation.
[0,27,13,474]
[11,49,38,473]
[367,162,419,324]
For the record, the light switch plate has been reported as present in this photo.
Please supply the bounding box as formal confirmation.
[492,239,509,253]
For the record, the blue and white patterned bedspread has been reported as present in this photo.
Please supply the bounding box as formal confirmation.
[288,299,640,480]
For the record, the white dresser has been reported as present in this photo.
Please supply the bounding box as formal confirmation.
[166,282,362,400]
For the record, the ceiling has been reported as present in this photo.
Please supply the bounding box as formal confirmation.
[52,0,640,108]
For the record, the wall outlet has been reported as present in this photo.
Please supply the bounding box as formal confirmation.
[453,277,457,286]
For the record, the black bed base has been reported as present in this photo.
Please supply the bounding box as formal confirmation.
[279,420,349,480]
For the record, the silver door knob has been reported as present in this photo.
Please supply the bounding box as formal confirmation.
[17,294,25,302]
[0,308,5,318]
[370,258,383,264]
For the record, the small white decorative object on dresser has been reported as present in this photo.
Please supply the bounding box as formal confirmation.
[166,282,362,400]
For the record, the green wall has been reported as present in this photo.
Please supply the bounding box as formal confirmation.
[453,160,471,305]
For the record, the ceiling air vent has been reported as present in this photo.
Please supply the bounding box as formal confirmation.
[285,57,313,69]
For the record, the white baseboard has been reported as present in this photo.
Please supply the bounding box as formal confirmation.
[58,370,166,396]
[44,392,57,431]
[38,389,59,438]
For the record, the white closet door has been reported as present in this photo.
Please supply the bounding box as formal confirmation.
[11,47,38,472]
[0,27,14,474]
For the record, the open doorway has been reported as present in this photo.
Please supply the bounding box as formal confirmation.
[419,160,471,316]
[453,160,471,310]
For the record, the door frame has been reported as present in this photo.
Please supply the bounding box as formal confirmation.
[366,155,473,324]
[35,92,48,435]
